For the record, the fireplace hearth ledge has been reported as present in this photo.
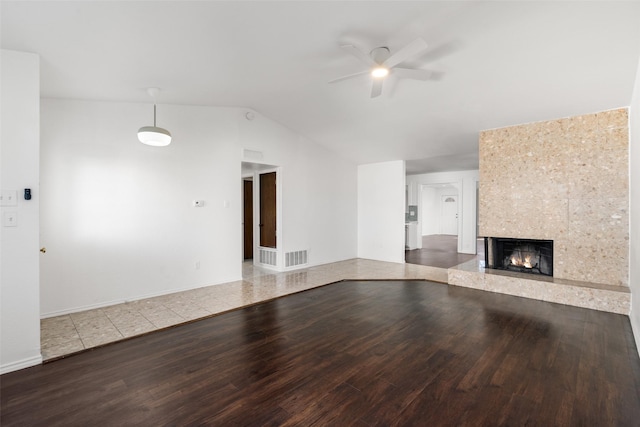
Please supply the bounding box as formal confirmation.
[447,259,630,315]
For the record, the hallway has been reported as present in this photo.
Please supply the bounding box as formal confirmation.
[405,234,484,269]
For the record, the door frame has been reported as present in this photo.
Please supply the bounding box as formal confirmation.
[259,171,277,249]
[256,167,282,270]
[242,164,283,271]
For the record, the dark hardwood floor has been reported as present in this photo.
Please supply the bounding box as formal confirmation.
[405,234,485,268]
[2,280,640,426]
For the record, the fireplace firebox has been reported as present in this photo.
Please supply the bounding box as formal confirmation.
[484,237,553,277]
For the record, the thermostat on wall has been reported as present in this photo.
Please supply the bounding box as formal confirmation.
[193,200,204,207]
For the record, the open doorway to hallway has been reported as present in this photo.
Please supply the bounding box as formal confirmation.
[241,161,280,271]
[405,235,484,269]
[420,184,459,237]
[405,182,482,268]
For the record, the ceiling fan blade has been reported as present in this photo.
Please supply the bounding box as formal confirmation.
[392,67,433,81]
[340,44,377,67]
[383,38,429,69]
[371,79,383,98]
[328,70,370,84]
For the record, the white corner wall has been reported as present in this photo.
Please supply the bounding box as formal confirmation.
[40,100,243,316]
[1,50,42,373]
[421,186,439,235]
[238,111,357,267]
[407,170,479,254]
[357,160,405,263]
[629,56,640,354]
[40,101,358,317]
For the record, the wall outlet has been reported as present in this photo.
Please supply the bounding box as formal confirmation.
[195,261,200,270]
[1,190,18,206]
[3,212,17,227]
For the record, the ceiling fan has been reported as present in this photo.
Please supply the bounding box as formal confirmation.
[329,37,433,98]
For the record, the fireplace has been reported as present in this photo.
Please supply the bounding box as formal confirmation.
[484,237,553,277]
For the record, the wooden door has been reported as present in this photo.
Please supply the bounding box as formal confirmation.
[259,172,277,248]
[243,180,253,259]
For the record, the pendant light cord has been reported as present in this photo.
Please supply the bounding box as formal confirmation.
[153,104,157,127]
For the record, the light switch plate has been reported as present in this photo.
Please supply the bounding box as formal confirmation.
[3,212,17,227]
[1,190,18,206]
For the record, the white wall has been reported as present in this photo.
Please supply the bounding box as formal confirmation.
[629,56,640,355]
[421,186,438,235]
[1,50,42,373]
[238,111,357,267]
[40,101,357,317]
[358,160,405,263]
[407,170,479,254]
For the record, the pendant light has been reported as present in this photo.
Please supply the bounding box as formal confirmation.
[138,88,172,147]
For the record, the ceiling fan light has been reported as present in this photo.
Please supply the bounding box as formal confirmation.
[138,97,171,147]
[137,126,172,147]
[371,67,389,78]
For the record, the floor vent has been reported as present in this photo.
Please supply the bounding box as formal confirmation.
[285,250,308,267]
[259,248,277,266]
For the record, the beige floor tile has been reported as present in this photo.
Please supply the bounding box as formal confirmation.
[41,316,77,339]
[41,335,85,359]
[101,303,134,317]
[115,320,157,338]
[164,302,211,321]
[107,311,157,338]
[194,296,223,311]
[69,308,107,323]
[141,308,185,329]
[81,332,125,349]
[75,316,124,348]
[128,297,169,311]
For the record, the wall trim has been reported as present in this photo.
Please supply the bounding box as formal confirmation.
[1,354,42,375]
[632,307,640,358]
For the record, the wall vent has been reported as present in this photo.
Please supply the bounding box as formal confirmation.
[259,248,277,266]
[242,148,264,160]
[285,250,308,267]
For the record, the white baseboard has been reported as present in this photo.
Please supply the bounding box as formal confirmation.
[1,354,42,375]
[41,298,127,319]
[631,307,640,358]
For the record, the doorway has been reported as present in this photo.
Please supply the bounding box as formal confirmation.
[241,161,280,270]
[405,182,463,267]
[419,184,459,237]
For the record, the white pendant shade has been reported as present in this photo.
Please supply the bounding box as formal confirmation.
[138,125,172,146]
[138,89,171,147]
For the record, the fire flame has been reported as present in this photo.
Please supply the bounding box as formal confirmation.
[510,254,533,269]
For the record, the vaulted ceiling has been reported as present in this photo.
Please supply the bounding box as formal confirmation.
[3,1,640,173]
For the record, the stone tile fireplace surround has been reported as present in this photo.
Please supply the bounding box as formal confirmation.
[449,108,630,314]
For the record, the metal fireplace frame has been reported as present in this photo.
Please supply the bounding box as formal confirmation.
[484,237,554,277]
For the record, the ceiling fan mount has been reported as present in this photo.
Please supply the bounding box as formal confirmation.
[370,46,391,64]
[329,38,433,98]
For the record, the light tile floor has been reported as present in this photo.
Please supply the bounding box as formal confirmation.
[41,259,449,361]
